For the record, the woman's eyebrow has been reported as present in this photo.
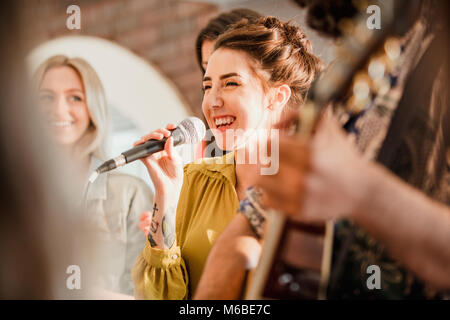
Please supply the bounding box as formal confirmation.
[203,73,241,82]
[220,73,240,80]
[65,88,84,93]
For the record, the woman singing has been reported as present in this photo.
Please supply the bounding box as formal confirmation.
[132,17,321,299]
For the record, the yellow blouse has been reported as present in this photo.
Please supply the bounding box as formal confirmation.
[132,152,239,299]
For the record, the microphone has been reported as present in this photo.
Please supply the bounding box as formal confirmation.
[89,117,206,182]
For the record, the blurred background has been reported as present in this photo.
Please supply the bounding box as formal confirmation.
[26,0,335,185]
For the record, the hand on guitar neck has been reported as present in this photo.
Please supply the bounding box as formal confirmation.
[249,109,368,222]
[243,108,450,294]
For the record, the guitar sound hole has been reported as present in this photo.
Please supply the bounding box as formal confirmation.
[265,262,321,299]
[263,222,325,299]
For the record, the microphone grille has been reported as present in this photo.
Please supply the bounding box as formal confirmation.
[178,117,206,144]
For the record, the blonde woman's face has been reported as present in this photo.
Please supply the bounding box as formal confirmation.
[202,48,271,150]
[39,66,90,148]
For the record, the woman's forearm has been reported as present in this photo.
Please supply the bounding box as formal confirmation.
[352,163,450,289]
[147,194,177,250]
[195,214,262,299]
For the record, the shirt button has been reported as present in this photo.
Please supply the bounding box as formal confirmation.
[172,254,178,260]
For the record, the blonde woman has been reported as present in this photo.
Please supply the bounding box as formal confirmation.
[33,55,154,296]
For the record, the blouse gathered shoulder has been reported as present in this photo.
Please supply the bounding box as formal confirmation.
[132,152,239,300]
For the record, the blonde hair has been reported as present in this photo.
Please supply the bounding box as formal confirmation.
[33,55,108,160]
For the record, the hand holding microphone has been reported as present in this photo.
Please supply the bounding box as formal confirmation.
[90,117,205,186]
[89,117,206,250]
[134,122,184,198]
[135,125,182,249]
[135,118,205,249]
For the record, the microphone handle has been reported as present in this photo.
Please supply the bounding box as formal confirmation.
[122,138,166,163]
[122,128,184,163]
[94,128,186,175]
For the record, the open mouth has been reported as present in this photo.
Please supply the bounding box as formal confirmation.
[214,116,236,129]
[49,121,74,128]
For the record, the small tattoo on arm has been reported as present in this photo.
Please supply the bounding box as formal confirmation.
[148,232,157,247]
[147,203,176,248]
[148,203,160,247]
[150,219,159,233]
[150,203,160,233]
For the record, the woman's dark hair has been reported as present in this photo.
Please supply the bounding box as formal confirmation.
[195,8,262,74]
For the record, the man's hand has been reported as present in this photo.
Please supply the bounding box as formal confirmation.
[248,111,369,222]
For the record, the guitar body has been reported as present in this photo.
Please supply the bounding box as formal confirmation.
[245,213,334,299]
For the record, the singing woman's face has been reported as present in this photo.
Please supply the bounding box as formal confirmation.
[202,48,271,150]
[38,66,90,148]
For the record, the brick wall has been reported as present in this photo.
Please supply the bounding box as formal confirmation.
[31,0,219,118]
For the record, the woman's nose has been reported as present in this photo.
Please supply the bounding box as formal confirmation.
[208,89,224,109]
[54,95,70,116]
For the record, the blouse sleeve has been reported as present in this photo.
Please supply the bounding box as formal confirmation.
[131,241,189,300]
[131,168,191,300]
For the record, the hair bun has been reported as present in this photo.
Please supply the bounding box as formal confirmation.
[259,16,312,54]
[262,16,283,29]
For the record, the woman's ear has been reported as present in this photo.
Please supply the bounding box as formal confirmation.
[269,84,291,111]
